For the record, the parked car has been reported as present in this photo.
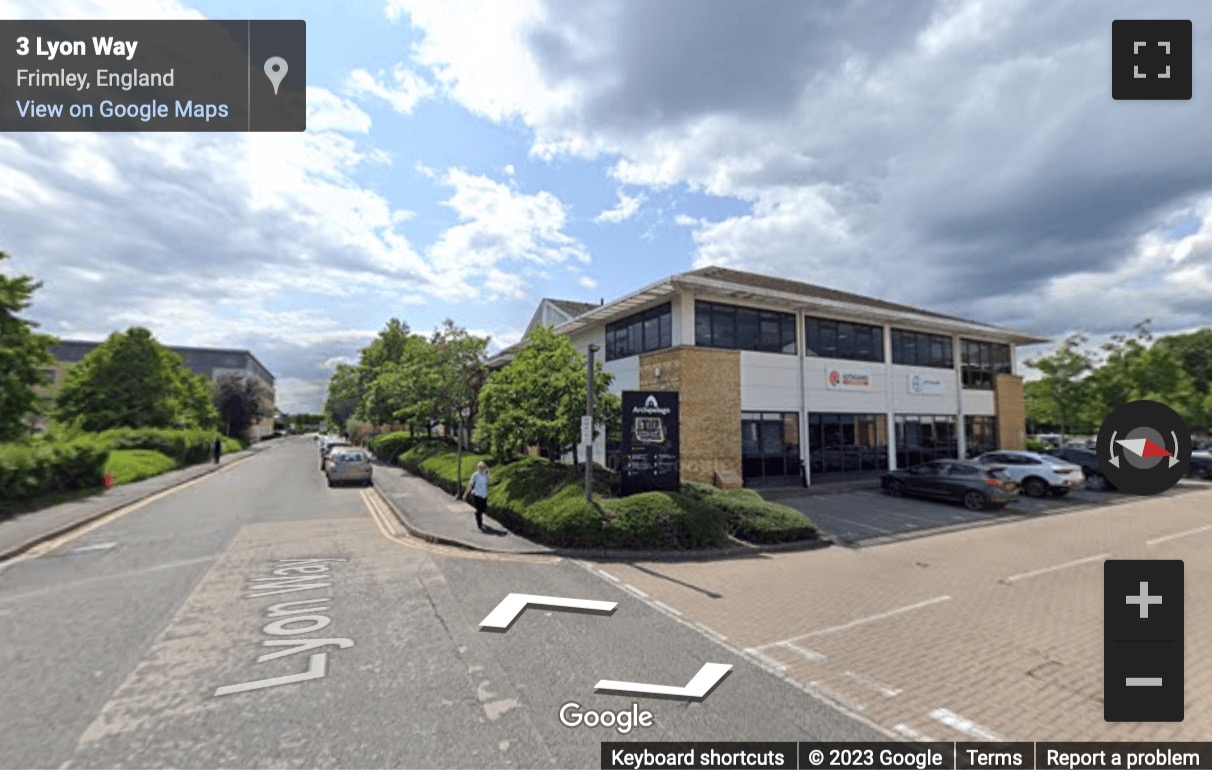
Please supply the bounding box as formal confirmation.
[325,449,372,487]
[1190,449,1212,480]
[1048,447,1115,491]
[320,439,351,469]
[975,450,1084,497]
[881,460,1018,511]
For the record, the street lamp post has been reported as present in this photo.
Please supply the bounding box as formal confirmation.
[585,344,600,502]
[456,406,470,497]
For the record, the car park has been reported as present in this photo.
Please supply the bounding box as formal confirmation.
[975,450,1084,498]
[880,460,1018,511]
[1048,447,1115,491]
[325,449,372,487]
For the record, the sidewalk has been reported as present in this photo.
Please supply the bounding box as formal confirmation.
[0,442,275,561]
[370,461,832,560]
[370,461,556,554]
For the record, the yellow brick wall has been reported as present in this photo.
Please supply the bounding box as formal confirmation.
[994,373,1027,450]
[637,346,741,486]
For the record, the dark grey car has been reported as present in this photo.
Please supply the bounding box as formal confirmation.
[881,460,1018,511]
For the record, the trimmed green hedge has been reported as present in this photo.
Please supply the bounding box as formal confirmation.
[367,431,453,463]
[105,449,178,486]
[396,442,815,549]
[96,428,229,465]
[0,435,110,502]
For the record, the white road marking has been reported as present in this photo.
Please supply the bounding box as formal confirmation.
[812,516,894,535]
[743,647,788,671]
[892,723,936,742]
[696,624,727,642]
[1147,524,1212,546]
[651,599,682,616]
[929,707,1002,740]
[756,595,952,648]
[1004,553,1110,583]
[623,584,648,598]
[597,569,620,582]
[70,542,118,553]
[808,680,866,712]
[842,670,902,697]
[779,641,826,662]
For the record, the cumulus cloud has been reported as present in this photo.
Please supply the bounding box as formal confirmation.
[594,189,644,223]
[390,0,1212,340]
[344,65,436,114]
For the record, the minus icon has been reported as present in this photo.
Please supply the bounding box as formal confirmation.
[1126,677,1163,686]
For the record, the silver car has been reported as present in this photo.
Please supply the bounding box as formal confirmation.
[975,450,1085,498]
[325,449,372,487]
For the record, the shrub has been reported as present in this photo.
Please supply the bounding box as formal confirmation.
[709,489,818,544]
[599,492,729,549]
[1025,438,1050,453]
[105,449,177,485]
[0,435,110,503]
[368,431,451,463]
[96,427,223,465]
[221,437,242,454]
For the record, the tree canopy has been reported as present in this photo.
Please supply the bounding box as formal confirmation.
[0,251,57,441]
[54,327,218,432]
[476,325,619,461]
[214,373,274,439]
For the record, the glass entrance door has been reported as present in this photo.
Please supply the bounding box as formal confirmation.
[741,412,801,482]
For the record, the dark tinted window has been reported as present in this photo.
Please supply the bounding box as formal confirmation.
[891,329,954,368]
[961,339,1011,389]
[605,302,673,361]
[806,316,884,362]
[695,301,796,354]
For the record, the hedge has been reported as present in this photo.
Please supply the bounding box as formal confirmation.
[395,442,813,549]
[367,431,453,464]
[96,427,228,465]
[0,435,110,503]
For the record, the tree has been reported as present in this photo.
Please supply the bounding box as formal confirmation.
[1152,328,1212,429]
[324,363,362,431]
[1023,333,1098,437]
[54,327,215,432]
[0,251,57,441]
[477,325,620,462]
[214,374,274,439]
[430,319,489,447]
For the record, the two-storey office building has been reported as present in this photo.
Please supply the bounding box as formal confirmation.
[495,266,1047,488]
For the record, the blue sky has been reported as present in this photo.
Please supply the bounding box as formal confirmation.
[3,0,1212,412]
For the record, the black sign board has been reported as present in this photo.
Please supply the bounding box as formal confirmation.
[620,391,680,495]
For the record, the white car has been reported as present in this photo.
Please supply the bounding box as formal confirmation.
[975,450,1085,498]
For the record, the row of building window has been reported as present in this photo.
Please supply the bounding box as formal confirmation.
[606,300,1013,390]
[739,410,999,479]
[605,302,672,361]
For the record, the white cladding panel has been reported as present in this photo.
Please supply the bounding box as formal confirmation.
[889,365,959,414]
[603,356,640,394]
[803,357,891,414]
[740,351,800,411]
[961,388,997,416]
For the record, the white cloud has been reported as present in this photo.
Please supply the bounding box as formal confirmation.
[424,168,592,299]
[593,188,644,223]
[308,87,373,133]
[344,65,436,114]
[578,275,597,290]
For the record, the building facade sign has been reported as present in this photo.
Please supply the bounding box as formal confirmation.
[620,391,680,495]
[906,373,945,396]
[826,369,871,389]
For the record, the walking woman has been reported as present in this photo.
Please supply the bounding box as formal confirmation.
[462,461,490,531]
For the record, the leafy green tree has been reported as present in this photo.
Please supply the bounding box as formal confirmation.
[430,319,489,447]
[1084,320,1199,426]
[1152,328,1212,428]
[477,325,620,462]
[324,363,362,430]
[54,327,215,432]
[214,373,273,438]
[362,334,437,429]
[0,251,57,440]
[1023,333,1098,437]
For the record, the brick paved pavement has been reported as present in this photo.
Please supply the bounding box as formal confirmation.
[583,482,1212,742]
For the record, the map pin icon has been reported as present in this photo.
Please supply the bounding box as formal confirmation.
[264,57,288,95]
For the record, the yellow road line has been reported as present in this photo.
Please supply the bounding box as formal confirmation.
[358,489,561,566]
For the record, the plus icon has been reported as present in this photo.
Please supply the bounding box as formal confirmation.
[1126,581,1163,618]
[1112,20,1192,100]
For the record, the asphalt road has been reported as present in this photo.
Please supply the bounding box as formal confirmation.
[0,437,886,769]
